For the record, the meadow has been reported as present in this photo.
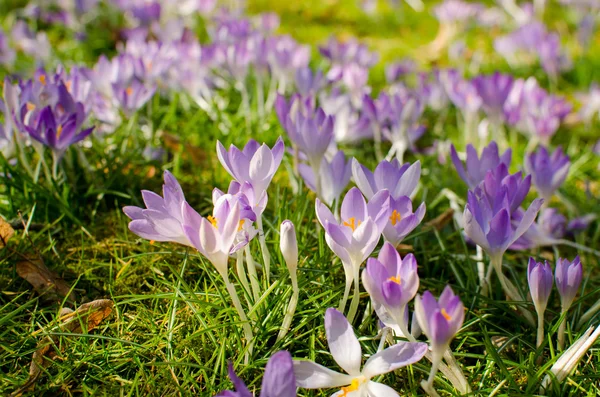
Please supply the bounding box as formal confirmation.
[1,0,600,396]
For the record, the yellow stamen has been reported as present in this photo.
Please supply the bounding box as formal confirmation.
[56,125,63,139]
[342,217,361,232]
[441,308,452,321]
[340,379,361,396]
[207,215,218,228]
[39,74,46,85]
[389,210,402,226]
[237,219,245,232]
[150,240,155,245]
[126,86,133,96]
[26,102,36,112]
[388,275,401,284]
[65,80,72,92]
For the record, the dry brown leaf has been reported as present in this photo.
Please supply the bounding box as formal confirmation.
[0,217,15,247]
[11,300,113,397]
[163,132,206,165]
[424,208,455,231]
[16,258,77,303]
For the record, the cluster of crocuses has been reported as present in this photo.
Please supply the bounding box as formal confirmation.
[1,68,94,177]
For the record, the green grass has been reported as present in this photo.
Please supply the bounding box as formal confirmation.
[2,1,600,396]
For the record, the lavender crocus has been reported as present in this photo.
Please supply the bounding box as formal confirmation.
[123,170,197,247]
[112,80,156,118]
[316,187,390,322]
[352,158,421,200]
[383,196,426,247]
[293,308,427,397]
[524,146,570,202]
[527,258,553,347]
[471,72,513,123]
[414,286,465,390]
[555,256,583,350]
[450,141,512,189]
[217,138,284,205]
[362,242,419,338]
[463,165,543,301]
[217,351,296,397]
[298,150,352,206]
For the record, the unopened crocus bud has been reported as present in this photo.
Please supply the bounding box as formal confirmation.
[527,257,553,315]
[528,257,553,347]
[555,256,582,312]
[280,220,298,281]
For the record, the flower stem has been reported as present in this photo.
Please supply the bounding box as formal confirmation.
[223,274,253,364]
[537,311,545,348]
[578,299,600,329]
[490,254,536,325]
[346,266,361,323]
[339,274,352,314]
[277,278,299,342]
[235,251,253,310]
[256,215,271,285]
[556,239,600,257]
[244,245,261,303]
[557,309,567,351]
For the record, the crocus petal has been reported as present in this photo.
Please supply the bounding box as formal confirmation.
[325,308,362,376]
[395,161,421,198]
[261,351,296,397]
[341,187,368,223]
[362,341,428,378]
[293,360,353,389]
[366,381,400,397]
[511,198,544,246]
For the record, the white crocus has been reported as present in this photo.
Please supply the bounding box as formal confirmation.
[294,308,427,397]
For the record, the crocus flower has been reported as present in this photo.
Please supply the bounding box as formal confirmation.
[298,150,352,206]
[352,158,421,200]
[293,308,427,397]
[555,256,582,313]
[463,167,543,260]
[283,106,334,171]
[527,258,553,347]
[450,141,512,189]
[524,146,570,202]
[217,138,284,206]
[471,72,514,122]
[295,67,325,97]
[414,285,465,391]
[315,187,390,320]
[278,220,300,341]
[123,170,198,247]
[183,194,245,278]
[510,208,566,250]
[25,105,93,158]
[217,351,296,397]
[112,79,156,118]
[362,242,419,337]
[382,196,426,247]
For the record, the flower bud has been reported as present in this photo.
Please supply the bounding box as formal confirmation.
[527,257,553,314]
[555,256,582,312]
[280,220,298,277]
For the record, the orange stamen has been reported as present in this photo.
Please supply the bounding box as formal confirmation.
[56,125,63,139]
[207,215,218,228]
[441,308,452,321]
[126,86,133,96]
[237,219,245,232]
[39,74,46,85]
[342,217,361,232]
[389,210,402,226]
[340,379,361,396]
[26,102,36,112]
[388,275,401,284]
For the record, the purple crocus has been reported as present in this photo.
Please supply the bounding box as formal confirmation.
[414,286,465,377]
[362,242,419,337]
[123,170,198,247]
[316,187,390,321]
[217,351,296,397]
[510,208,566,250]
[383,196,426,247]
[528,258,553,347]
[295,67,325,97]
[471,72,514,122]
[217,138,284,206]
[463,166,543,260]
[298,150,352,206]
[183,194,242,278]
[352,158,421,200]
[112,79,156,118]
[293,308,427,397]
[450,141,512,189]
[524,146,570,202]
[283,107,334,170]
[555,256,582,313]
